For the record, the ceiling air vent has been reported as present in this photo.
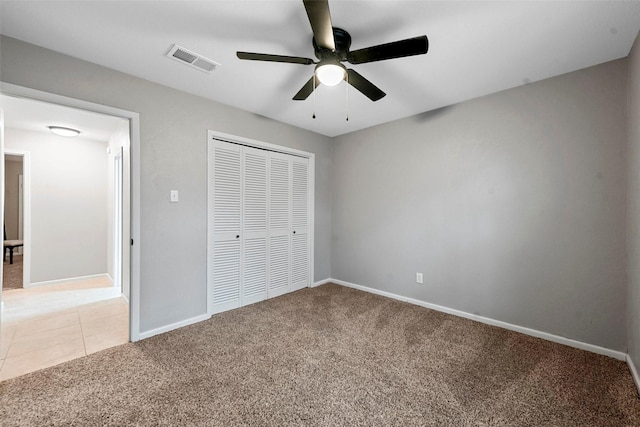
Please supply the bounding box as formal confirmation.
[166,44,220,73]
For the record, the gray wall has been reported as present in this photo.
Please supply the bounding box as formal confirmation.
[332,60,628,351]
[4,128,109,283]
[1,35,631,354]
[627,33,640,372]
[0,36,333,333]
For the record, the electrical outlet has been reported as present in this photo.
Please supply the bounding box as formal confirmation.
[416,272,423,284]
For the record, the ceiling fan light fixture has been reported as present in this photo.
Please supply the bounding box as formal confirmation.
[315,62,345,86]
[238,1,427,102]
[48,126,80,137]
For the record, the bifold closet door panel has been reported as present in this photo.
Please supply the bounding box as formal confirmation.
[268,152,291,297]
[291,156,310,291]
[209,135,312,314]
[211,140,242,313]
[242,147,268,305]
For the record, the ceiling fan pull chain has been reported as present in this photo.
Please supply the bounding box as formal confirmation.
[345,72,349,121]
[312,73,316,119]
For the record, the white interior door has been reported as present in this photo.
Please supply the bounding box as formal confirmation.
[210,140,242,314]
[241,147,268,305]
[291,156,310,291]
[113,148,123,291]
[208,133,313,315]
[268,153,291,298]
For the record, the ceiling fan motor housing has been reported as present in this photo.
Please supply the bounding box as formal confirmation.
[313,27,351,61]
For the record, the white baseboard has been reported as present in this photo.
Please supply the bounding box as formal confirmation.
[329,278,627,361]
[137,313,210,340]
[137,279,331,341]
[27,273,110,289]
[627,354,640,395]
[312,278,332,287]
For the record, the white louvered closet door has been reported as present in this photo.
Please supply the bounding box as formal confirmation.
[291,156,310,291]
[268,152,291,298]
[242,147,268,305]
[211,140,242,314]
[209,134,312,315]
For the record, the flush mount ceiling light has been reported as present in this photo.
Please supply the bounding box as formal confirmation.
[315,62,346,87]
[48,126,80,137]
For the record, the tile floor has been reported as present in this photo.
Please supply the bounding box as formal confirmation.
[0,276,129,381]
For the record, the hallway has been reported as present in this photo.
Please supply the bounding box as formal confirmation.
[1,276,128,381]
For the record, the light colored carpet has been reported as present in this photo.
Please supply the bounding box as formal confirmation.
[1,283,638,426]
[2,254,22,290]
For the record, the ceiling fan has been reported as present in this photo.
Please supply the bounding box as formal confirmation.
[236,0,429,102]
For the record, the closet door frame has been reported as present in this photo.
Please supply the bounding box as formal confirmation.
[207,130,315,316]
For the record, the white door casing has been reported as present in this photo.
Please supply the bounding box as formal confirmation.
[4,149,31,289]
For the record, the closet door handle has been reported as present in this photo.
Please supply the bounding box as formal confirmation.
[236,235,240,239]
[293,231,296,234]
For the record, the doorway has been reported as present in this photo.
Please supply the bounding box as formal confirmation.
[0,84,140,379]
[3,151,29,290]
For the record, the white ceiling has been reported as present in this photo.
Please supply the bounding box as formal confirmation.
[1,95,126,142]
[1,1,639,137]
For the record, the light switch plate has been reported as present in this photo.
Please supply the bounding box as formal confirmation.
[170,190,179,203]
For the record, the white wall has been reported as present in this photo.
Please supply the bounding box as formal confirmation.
[627,32,640,377]
[332,59,628,352]
[4,127,108,283]
[4,157,22,240]
[0,36,334,334]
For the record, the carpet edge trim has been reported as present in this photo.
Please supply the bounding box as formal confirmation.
[138,313,210,340]
[331,278,627,361]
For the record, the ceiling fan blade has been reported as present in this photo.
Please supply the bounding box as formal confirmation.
[293,76,317,100]
[303,0,335,51]
[346,69,386,101]
[237,51,315,65]
[347,35,428,64]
